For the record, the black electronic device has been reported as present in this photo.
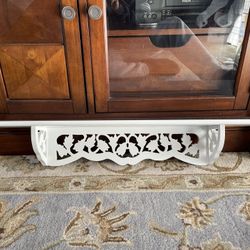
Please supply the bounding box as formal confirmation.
[135,0,213,27]
[107,0,241,29]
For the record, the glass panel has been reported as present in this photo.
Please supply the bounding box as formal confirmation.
[107,0,250,97]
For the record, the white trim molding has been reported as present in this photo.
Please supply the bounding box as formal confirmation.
[0,119,249,166]
[1,119,250,127]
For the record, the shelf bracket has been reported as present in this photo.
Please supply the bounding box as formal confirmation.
[31,123,225,166]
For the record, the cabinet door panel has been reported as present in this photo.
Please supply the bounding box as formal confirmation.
[0,45,69,99]
[0,0,86,114]
[86,0,250,113]
[0,0,62,43]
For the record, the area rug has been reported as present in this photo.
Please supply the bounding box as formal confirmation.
[0,153,249,250]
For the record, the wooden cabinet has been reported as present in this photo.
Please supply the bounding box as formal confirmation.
[0,0,250,118]
[0,0,86,114]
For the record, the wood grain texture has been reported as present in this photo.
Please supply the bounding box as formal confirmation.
[90,17,244,113]
[108,97,235,112]
[248,98,250,115]
[61,0,87,113]
[87,0,109,112]
[0,0,249,119]
[234,14,250,109]
[224,126,250,152]
[0,67,8,113]
[106,33,237,111]
[0,0,87,114]
[0,109,248,120]
[0,128,33,155]
[0,0,62,43]
[7,100,73,114]
[108,27,230,37]
[79,0,95,113]
[0,45,70,99]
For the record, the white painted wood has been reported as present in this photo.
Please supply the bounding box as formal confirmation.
[1,119,248,166]
[0,119,250,127]
[31,124,226,166]
[31,127,48,166]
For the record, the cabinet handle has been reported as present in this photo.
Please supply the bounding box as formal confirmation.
[61,6,76,21]
[88,5,103,20]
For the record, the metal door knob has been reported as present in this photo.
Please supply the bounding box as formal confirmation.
[88,5,103,20]
[62,6,76,21]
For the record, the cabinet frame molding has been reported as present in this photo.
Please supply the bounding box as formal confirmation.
[61,0,87,113]
[234,13,250,109]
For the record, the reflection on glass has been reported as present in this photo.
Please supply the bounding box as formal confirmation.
[107,0,250,97]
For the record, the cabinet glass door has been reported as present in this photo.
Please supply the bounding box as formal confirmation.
[88,0,250,113]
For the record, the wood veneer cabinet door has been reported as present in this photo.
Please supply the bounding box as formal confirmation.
[85,0,250,113]
[0,0,86,114]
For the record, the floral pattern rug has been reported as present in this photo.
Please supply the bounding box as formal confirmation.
[0,153,249,250]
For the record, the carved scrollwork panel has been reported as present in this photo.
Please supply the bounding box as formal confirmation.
[31,125,225,166]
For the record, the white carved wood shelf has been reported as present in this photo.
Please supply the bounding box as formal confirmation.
[1,120,250,166]
[31,124,225,166]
